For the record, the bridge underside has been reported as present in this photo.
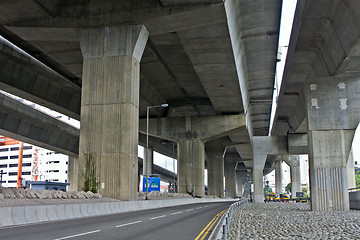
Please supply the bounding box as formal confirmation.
[1,0,357,211]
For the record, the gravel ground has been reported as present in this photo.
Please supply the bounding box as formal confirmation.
[227,202,360,240]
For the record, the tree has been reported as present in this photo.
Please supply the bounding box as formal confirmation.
[285,183,291,193]
[356,171,360,188]
[264,186,272,195]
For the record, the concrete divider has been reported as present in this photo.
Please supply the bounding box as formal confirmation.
[46,205,59,221]
[36,205,49,222]
[64,204,75,219]
[87,203,96,216]
[55,205,67,220]
[93,203,102,215]
[25,206,38,224]
[0,207,14,227]
[12,206,27,225]
[0,198,235,228]
[72,204,82,218]
[81,203,90,217]
[104,202,112,214]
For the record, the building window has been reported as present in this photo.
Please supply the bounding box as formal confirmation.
[10,147,19,151]
[0,164,7,168]
[8,180,17,183]
[10,155,18,159]
[8,172,17,176]
[22,163,31,167]
[0,156,8,160]
[23,146,33,150]
[23,154,32,158]
[0,148,9,152]
[48,170,59,173]
[9,164,18,168]
[47,161,60,164]
[22,172,31,176]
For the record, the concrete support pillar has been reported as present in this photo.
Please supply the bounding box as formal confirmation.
[253,154,267,203]
[306,75,360,210]
[236,171,245,197]
[347,149,356,190]
[243,181,251,199]
[283,155,302,199]
[67,157,79,191]
[143,147,153,177]
[224,161,237,198]
[206,146,225,198]
[178,140,205,197]
[274,161,283,194]
[308,130,354,211]
[290,163,301,199]
[77,25,149,200]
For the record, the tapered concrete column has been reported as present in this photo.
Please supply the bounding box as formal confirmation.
[206,144,225,198]
[67,157,79,191]
[253,154,267,203]
[274,161,283,194]
[283,156,302,199]
[308,130,354,211]
[347,149,356,189]
[224,161,237,198]
[143,147,153,177]
[236,171,245,197]
[207,154,224,198]
[306,75,360,210]
[243,181,251,198]
[178,140,205,197]
[77,25,149,200]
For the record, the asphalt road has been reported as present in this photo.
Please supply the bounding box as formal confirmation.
[0,201,235,240]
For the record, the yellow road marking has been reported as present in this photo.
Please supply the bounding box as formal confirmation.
[194,209,227,240]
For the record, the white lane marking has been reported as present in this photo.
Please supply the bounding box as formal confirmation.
[150,215,166,220]
[185,209,194,212]
[196,207,203,209]
[171,211,183,215]
[203,205,209,208]
[116,220,142,228]
[54,230,101,240]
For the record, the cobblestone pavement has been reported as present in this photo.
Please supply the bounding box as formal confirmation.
[227,202,360,240]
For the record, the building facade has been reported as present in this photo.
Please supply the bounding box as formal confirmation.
[0,136,68,188]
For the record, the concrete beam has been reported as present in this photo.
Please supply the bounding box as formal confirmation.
[0,92,79,157]
[139,114,246,141]
[288,134,308,154]
[0,39,81,120]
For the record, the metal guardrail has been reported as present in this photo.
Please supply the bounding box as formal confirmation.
[212,199,247,240]
[349,187,360,192]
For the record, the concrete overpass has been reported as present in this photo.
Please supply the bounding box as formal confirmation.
[0,0,358,211]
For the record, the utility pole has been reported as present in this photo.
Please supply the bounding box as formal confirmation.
[0,170,4,187]
[16,142,24,188]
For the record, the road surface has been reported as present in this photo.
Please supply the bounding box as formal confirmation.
[0,201,235,240]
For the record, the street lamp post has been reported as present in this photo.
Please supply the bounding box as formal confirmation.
[145,104,168,200]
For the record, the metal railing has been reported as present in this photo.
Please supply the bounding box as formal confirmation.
[349,187,360,192]
[212,199,247,240]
